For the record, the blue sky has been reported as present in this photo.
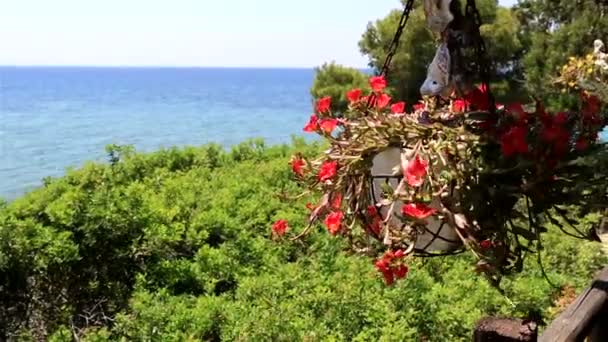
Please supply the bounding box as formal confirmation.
[0,0,517,68]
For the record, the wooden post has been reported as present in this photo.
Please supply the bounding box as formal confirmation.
[587,305,608,342]
[473,317,538,342]
[539,267,608,342]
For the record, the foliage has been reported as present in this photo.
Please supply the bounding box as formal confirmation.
[354,0,524,105]
[310,62,371,114]
[0,139,606,341]
[515,0,608,107]
[555,51,608,103]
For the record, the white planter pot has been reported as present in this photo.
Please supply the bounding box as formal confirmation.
[370,147,462,253]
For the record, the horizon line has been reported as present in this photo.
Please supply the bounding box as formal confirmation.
[0,64,373,70]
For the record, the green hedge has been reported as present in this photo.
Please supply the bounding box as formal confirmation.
[1,138,605,341]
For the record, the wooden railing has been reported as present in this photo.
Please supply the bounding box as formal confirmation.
[539,266,608,342]
[473,266,608,342]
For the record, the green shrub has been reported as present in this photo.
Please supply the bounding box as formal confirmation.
[0,138,604,341]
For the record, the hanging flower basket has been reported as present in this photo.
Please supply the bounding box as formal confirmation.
[275,70,607,285]
[273,0,608,286]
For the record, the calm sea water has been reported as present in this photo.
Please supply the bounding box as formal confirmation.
[1,67,606,200]
[0,67,316,200]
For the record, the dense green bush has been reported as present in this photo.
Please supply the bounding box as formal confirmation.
[1,138,605,341]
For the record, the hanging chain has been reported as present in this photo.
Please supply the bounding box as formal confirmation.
[465,0,496,113]
[367,0,415,108]
[379,0,416,77]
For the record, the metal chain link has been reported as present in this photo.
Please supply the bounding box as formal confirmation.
[380,0,416,77]
[465,0,496,113]
[367,0,415,108]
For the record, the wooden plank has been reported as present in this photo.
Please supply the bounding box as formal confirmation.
[539,266,608,342]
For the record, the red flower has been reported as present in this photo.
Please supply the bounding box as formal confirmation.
[290,157,306,176]
[465,85,490,111]
[453,99,467,113]
[369,76,387,92]
[543,125,570,143]
[374,258,390,272]
[575,138,589,151]
[401,203,437,219]
[369,219,382,235]
[324,211,343,235]
[318,161,338,182]
[272,219,289,236]
[331,193,343,209]
[582,92,601,114]
[553,112,569,125]
[506,103,527,123]
[376,93,391,109]
[303,114,318,132]
[316,96,331,113]
[381,269,394,285]
[479,239,493,249]
[305,202,316,211]
[347,89,362,103]
[391,101,406,114]
[500,126,528,157]
[319,118,338,134]
[367,205,379,217]
[394,264,409,279]
[393,249,406,259]
[413,103,425,111]
[405,155,428,187]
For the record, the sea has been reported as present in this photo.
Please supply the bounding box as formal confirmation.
[0,67,317,200]
[0,67,607,200]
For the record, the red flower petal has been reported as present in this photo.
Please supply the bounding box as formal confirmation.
[369,219,382,235]
[401,203,437,219]
[272,219,289,236]
[319,118,338,134]
[290,158,306,176]
[318,161,338,182]
[346,88,362,103]
[464,86,490,111]
[582,92,601,114]
[324,211,343,235]
[376,93,391,109]
[500,126,528,157]
[394,264,409,279]
[575,138,589,151]
[381,269,395,285]
[393,249,406,259]
[553,112,569,125]
[405,155,428,187]
[367,205,379,217]
[453,99,467,113]
[391,101,406,114]
[374,258,390,272]
[316,96,331,113]
[413,103,425,112]
[479,239,493,249]
[506,103,527,123]
[331,193,343,209]
[369,76,387,92]
[303,114,318,132]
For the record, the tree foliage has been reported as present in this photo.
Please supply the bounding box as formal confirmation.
[515,0,608,106]
[355,0,524,105]
[310,62,370,114]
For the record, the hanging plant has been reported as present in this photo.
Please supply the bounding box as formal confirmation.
[272,1,608,287]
